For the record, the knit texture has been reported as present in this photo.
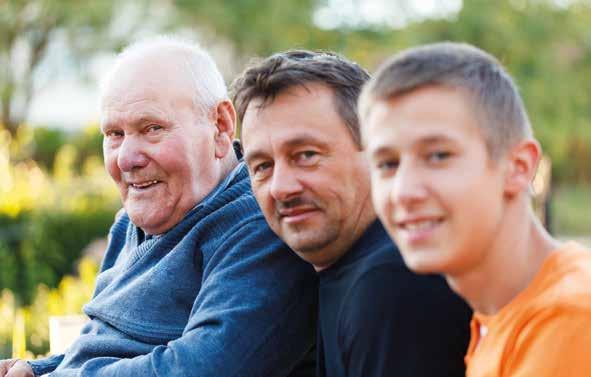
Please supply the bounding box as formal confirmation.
[30,163,317,377]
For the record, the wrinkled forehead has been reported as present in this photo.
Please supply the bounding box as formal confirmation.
[104,56,193,101]
[101,82,197,124]
[101,58,203,124]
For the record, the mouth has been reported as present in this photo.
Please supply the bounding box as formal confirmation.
[128,180,161,191]
[395,217,444,243]
[278,206,320,225]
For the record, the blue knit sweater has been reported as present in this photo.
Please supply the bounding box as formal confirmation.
[29,162,317,377]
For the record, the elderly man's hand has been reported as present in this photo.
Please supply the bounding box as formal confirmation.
[0,359,34,377]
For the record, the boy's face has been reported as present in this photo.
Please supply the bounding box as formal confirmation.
[364,85,507,276]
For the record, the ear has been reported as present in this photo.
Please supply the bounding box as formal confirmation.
[503,139,542,197]
[212,100,237,159]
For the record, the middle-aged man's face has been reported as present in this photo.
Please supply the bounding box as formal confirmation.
[101,55,221,235]
[363,85,507,276]
[242,83,374,271]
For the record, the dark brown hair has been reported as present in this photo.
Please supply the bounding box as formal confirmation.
[231,50,370,147]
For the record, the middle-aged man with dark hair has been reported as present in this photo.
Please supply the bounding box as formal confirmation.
[232,50,472,377]
[0,37,317,377]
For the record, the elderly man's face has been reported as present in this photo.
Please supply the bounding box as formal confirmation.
[101,59,220,235]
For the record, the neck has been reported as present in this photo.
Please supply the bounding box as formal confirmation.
[447,202,559,315]
[219,152,239,179]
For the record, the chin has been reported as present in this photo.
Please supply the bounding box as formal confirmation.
[400,253,444,275]
[126,210,143,226]
[407,263,438,275]
[127,210,160,231]
[286,239,320,255]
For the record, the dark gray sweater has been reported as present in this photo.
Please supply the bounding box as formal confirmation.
[317,221,471,377]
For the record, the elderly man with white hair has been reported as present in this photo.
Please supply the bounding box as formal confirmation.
[0,36,317,377]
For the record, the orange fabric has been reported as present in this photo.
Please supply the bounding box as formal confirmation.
[465,242,591,377]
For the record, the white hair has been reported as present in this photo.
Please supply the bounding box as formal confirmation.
[100,35,228,116]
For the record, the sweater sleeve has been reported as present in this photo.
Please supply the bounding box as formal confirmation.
[56,217,317,377]
[338,264,471,377]
[27,354,64,376]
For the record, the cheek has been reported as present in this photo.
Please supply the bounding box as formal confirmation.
[253,184,275,216]
[104,151,121,182]
[185,141,219,181]
[158,143,194,178]
[446,175,501,230]
[373,180,395,226]
[370,176,388,205]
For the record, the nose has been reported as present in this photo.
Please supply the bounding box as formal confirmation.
[269,161,303,201]
[390,160,427,208]
[117,136,149,172]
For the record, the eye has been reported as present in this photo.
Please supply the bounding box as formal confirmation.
[376,158,399,175]
[294,150,319,166]
[104,129,124,139]
[427,150,452,163]
[146,124,163,133]
[251,161,273,179]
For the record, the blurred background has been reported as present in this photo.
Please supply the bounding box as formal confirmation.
[1,0,590,359]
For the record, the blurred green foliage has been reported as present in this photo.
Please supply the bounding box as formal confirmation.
[0,0,111,135]
[0,124,119,305]
[553,184,591,235]
[0,120,117,357]
[0,257,98,358]
[30,128,67,171]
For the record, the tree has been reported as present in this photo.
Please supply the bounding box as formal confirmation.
[0,0,128,136]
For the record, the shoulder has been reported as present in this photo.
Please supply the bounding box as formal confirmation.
[334,255,470,375]
[502,253,591,372]
[503,307,591,376]
[347,263,461,314]
[336,236,470,334]
[200,200,310,281]
[195,169,267,246]
[346,245,459,308]
[527,246,591,314]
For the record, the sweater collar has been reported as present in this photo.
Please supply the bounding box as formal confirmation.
[136,144,247,241]
[192,139,246,210]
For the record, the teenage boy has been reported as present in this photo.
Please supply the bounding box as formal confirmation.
[360,42,591,376]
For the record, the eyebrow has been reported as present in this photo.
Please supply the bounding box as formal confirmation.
[244,150,269,164]
[244,134,330,163]
[102,113,170,131]
[370,134,455,157]
[415,135,455,145]
[370,145,398,158]
[282,135,330,150]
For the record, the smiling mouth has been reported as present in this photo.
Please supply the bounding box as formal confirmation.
[129,180,160,190]
[399,219,443,231]
[394,217,445,243]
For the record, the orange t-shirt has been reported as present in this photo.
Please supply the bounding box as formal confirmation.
[465,242,591,377]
